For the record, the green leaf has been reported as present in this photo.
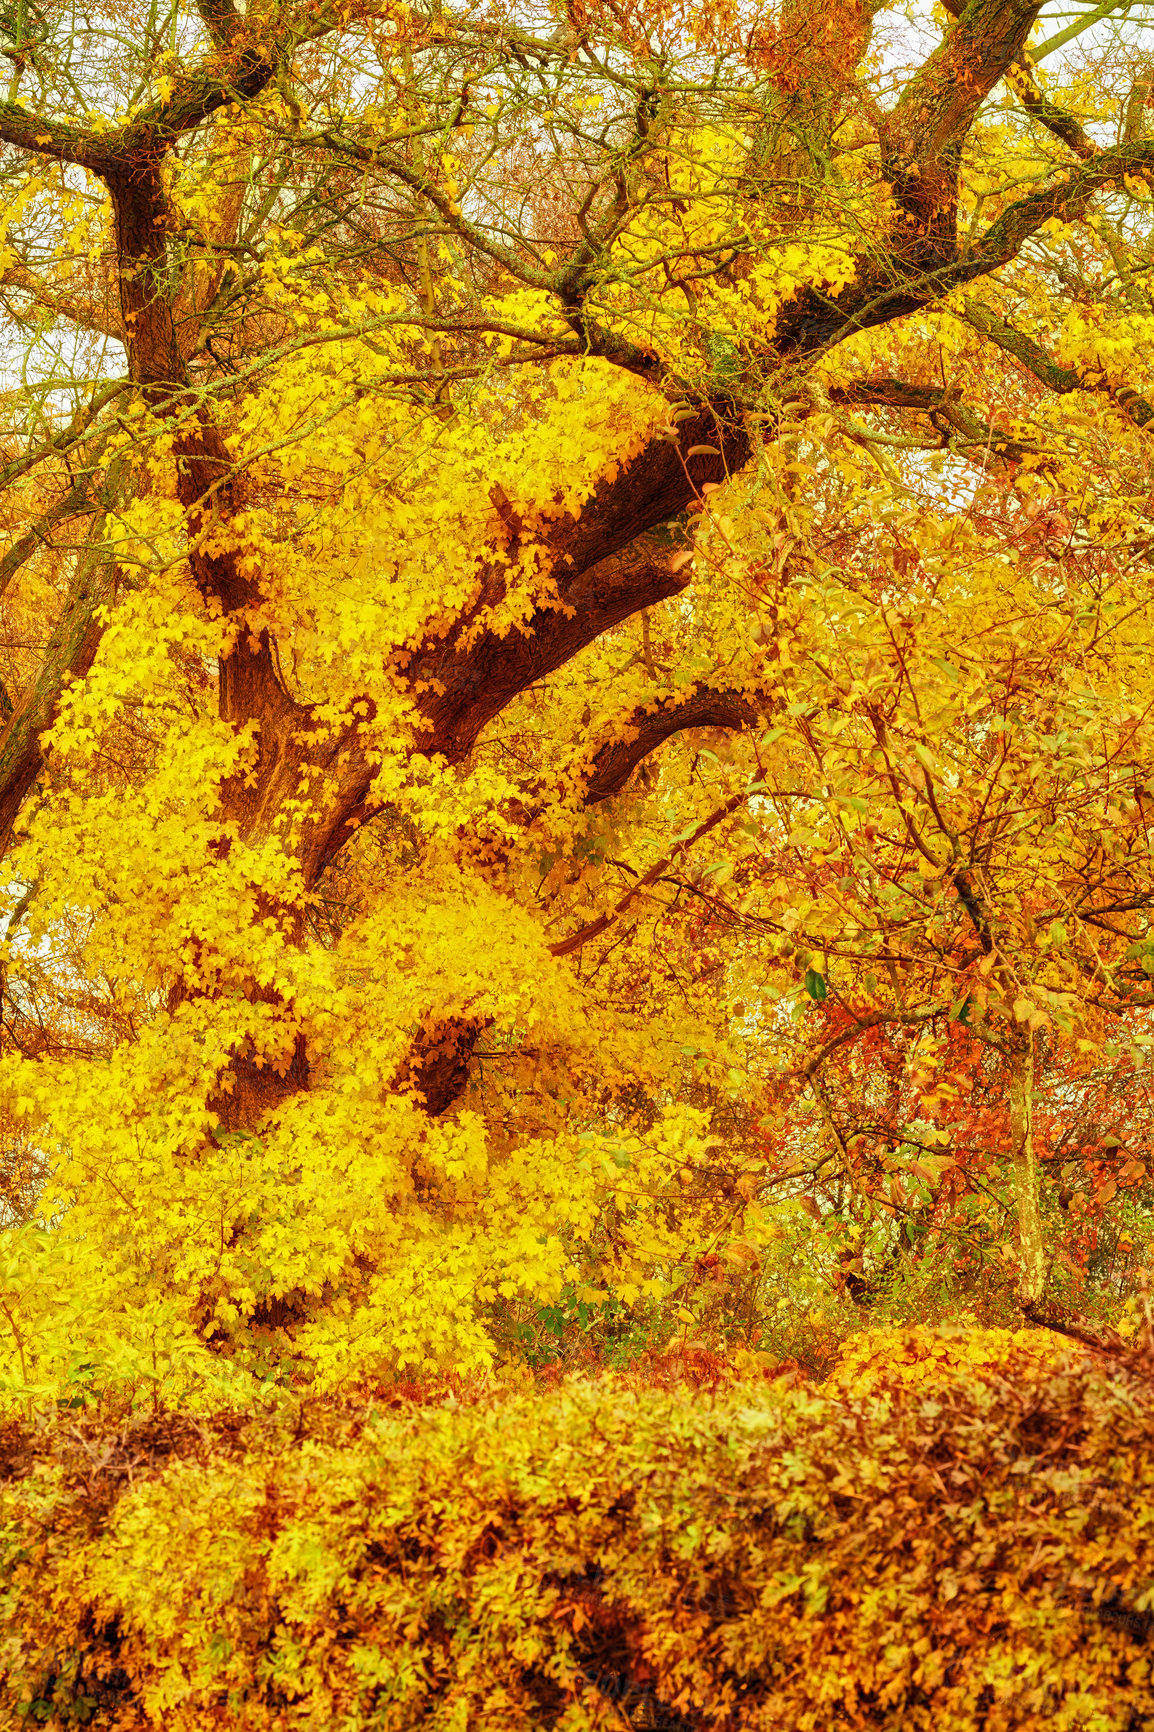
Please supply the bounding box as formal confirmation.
[804,970,828,1001]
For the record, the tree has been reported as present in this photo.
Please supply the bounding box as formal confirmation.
[0,0,1153,1400]
[690,479,1154,1331]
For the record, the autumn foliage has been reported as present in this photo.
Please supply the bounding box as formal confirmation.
[1,2,1154,1714]
[1,1341,1152,1730]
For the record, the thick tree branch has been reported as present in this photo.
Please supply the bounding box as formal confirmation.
[834,376,1035,460]
[1031,0,1147,63]
[581,687,767,807]
[1005,55,1097,159]
[0,477,98,597]
[776,137,1154,354]
[0,383,126,495]
[879,0,1043,246]
[0,520,119,858]
[962,299,1079,392]
[0,38,275,174]
[940,0,1097,159]
[407,409,750,761]
[232,408,751,889]
[1124,72,1153,143]
[968,138,1154,270]
[0,101,102,168]
[0,260,124,343]
[195,0,246,47]
[963,297,1154,427]
[396,689,771,1114]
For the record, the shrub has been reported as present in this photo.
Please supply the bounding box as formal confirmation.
[0,1338,1152,1730]
[826,1323,1075,1396]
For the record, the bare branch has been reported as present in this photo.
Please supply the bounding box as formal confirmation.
[550,786,750,958]
[1031,0,1153,62]
[0,260,123,342]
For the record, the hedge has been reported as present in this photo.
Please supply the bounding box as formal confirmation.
[1,1340,1152,1730]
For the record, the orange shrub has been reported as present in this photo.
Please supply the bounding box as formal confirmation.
[0,1341,1151,1730]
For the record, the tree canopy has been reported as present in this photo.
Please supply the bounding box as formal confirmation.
[1,0,1154,1403]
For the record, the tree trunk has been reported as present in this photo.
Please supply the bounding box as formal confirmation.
[1009,1024,1046,1308]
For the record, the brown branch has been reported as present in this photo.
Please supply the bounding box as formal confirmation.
[775,137,1154,356]
[879,0,1044,247]
[939,0,1097,159]
[961,299,1079,392]
[0,522,119,859]
[411,556,690,761]
[549,787,750,958]
[835,376,1035,460]
[0,40,275,175]
[0,100,105,171]
[0,383,127,496]
[800,1006,947,1083]
[407,409,750,763]
[1020,1297,1126,1348]
[1005,56,1097,159]
[195,0,246,47]
[0,260,123,342]
[581,687,766,806]
[254,408,755,887]
[968,138,1154,273]
[0,477,99,597]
